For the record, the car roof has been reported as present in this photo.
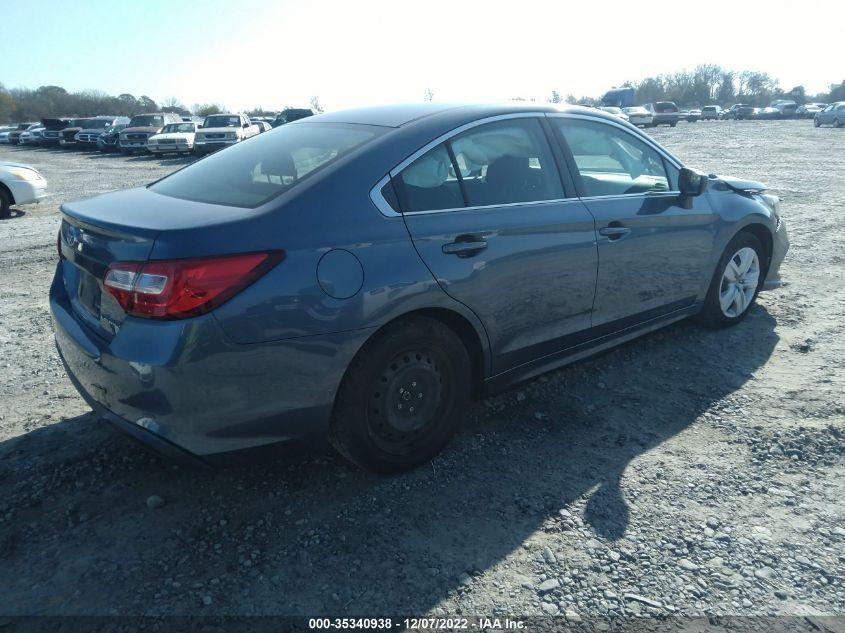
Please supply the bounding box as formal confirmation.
[298,102,620,129]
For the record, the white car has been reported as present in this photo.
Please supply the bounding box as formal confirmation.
[0,162,48,217]
[622,106,653,127]
[251,120,273,133]
[194,113,259,154]
[19,126,45,145]
[146,122,202,155]
[0,128,14,144]
[599,106,629,122]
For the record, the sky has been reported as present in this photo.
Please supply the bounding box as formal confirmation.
[0,0,841,112]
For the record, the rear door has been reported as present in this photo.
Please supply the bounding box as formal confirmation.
[549,114,718,329]
[390,115,598,373]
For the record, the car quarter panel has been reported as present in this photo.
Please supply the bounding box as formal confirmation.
[51,266,372,455]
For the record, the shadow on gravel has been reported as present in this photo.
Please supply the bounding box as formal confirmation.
[0,308,779,615]
[0,209,26,220]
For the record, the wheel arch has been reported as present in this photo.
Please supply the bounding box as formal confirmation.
[737,222,773,272]
[336,307,489,406]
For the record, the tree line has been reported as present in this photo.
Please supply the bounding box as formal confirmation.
[0,83,325,122]
[553,65,845,108]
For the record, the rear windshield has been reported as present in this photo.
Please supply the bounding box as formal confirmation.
[128,115,164,127]
[150,122,383,208]
[204,115,241,128]
[655,102,678,112]
[161,123,196,133]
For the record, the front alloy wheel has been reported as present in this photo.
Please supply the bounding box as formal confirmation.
[719,247,760,318]
[697,232,766,328]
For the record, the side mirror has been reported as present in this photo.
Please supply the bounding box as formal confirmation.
[679,167,708,194]
[678,167,708,208]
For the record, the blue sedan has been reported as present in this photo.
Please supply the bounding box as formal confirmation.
[51,103,788,472]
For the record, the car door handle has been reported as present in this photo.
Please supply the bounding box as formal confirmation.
[442,239,488,256]
[598,226,631,240]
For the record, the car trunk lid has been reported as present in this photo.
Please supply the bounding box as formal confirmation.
[58,186,276,339]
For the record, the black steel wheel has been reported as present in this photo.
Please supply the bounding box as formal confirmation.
[330,316,471,473]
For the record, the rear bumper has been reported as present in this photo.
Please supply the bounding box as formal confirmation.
[762,219,789,291]
[49,261,371,459]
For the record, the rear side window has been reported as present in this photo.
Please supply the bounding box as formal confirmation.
[553,119,671,197]
[393,118,564,213]
[151,123,382,208]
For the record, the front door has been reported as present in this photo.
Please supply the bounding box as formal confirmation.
[550,115,718,328]
[393,116,598,374]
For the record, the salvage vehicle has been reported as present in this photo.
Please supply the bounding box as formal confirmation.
[701,105,722,120]
[194,113,258,154]
[119,112,183,154]
[8,123,40,145]
[146,121,201,155]
[97,123,129,152]
[75,116,130,149]
[813,102,845,127]
[272,108,314,127]
[685,109,702,122]
[0,161,48,218]
[19,125,45,145]
[58,118,95,148]
[40,118,71,146]
[598,106,629,122]
[51,103,789,472]
[643,102,680,126]
[621,106,653,127]
[797,103,823,118]
[770,100,798,118]
[735,105,757,120]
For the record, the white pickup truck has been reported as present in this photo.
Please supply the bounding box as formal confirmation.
[194,113,259,154]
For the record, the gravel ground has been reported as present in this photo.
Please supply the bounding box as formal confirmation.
[0,121,843,626]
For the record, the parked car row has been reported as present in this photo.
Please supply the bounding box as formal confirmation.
[0,108,316,156]
[593,99,844,128]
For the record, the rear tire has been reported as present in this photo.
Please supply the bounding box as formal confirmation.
[814,117,821,127]
[329,316,471,473]
[696,232,766,329]
[835,118,843,128]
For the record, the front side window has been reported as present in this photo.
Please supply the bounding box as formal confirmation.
[553,118,671,197]
[151,122,382,208]
[392,117,564,213]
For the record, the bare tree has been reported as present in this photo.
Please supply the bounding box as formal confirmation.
[309,96,324,113]
[424,88,434,102]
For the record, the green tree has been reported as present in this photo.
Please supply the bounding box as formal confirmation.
[0,85,16,122]
[193,103,226,116]
[828,80,845,102]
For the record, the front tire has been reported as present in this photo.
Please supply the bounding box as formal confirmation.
[0,187,11,218]
[697,232,766,328]
[835,118,843,128]
[814,117,821,127]
[329,316,471,473]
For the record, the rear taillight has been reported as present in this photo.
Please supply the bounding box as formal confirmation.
[103,251,284,320]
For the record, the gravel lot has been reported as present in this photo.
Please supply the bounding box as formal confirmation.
[0,121,843,626]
